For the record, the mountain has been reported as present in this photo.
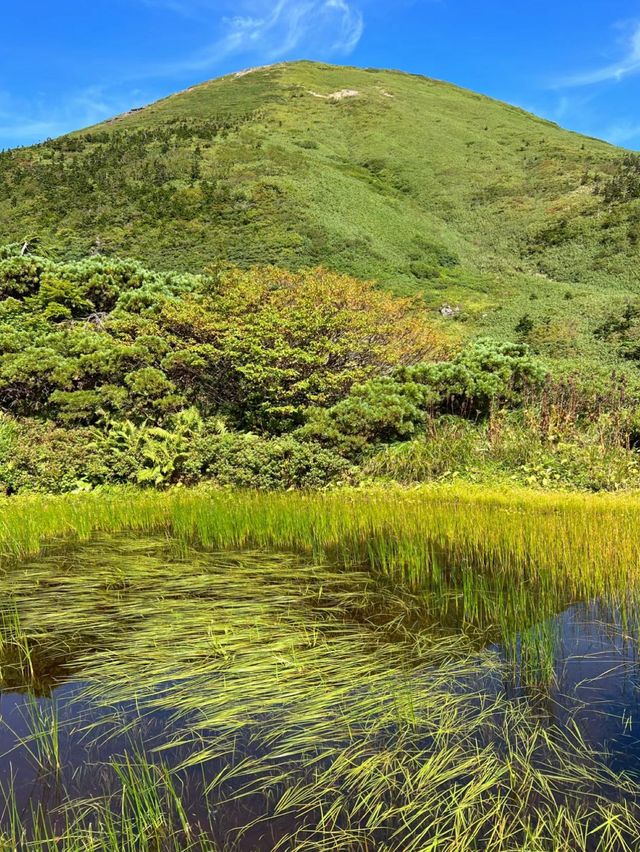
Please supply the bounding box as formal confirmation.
[1,61,639,356]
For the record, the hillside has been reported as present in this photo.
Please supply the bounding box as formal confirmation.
[3,62,640,493]
[1,61,640,358]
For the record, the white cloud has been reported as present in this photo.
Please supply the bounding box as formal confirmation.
[219,0,364,59]
[0,86,135,148]
[0,0,364,147]
[556,22,640,87]
[600,120,640,147]
[144,0,363,75]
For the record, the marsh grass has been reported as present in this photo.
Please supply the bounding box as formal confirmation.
[0,602,34,685]
[2,484,640,583]
[22,694,62,773]
[1,487,640,848]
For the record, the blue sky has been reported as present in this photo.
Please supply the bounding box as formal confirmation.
[2,0,640,149]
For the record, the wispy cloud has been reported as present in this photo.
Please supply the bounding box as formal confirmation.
[219,0,363,59]
[599,120,640,147]
[555,22,640,88]
[0,86,136,148]
[142,0,363,76]
[0,0,364,148]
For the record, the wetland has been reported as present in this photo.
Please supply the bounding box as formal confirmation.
[1,488,640,849]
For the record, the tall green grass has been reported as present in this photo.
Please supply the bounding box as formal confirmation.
[2,484,640,590]
[1,486,640,849]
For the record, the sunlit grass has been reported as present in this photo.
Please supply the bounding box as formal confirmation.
[2,483,640,591]
[1,485,640,848]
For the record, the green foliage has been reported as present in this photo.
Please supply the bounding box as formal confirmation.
[0,246,639,495]
[191,432,354,489]
[515,313,535,336]
[0,60,637,373]
[364,416,640,492]
[301,340,547,460]
[0,255,441,432]
[0,415,109,494]
[398,339,547,416]
[157,265,442,431]
[0,251,448,493]
[96,408,208,487]
[298,378,428,460]
[593,300,640,361]
[0,413,351,492]
[600,154,640,203]
[363,418,483,482]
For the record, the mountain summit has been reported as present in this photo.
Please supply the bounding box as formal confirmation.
[0,61,637,328]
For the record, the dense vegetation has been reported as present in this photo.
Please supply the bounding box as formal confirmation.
[1,61,640,493]
[2,61,640,368]
[4,487,640,850]
[5,60,640,852]
[2,248,640,494]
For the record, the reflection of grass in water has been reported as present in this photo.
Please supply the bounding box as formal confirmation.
[0,760,213,851]
[503,618,559,691]
[0,604,34,684]
[0,541,637,848]
[0,486,639,847]
[23,694,61,773]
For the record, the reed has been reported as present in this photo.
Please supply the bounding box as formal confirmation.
[0,485,640,849]
[2,484,640,597]
[23,693,61,772]
[0,603,34,683]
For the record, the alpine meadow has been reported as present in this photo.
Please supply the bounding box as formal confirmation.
[3,51,640,851]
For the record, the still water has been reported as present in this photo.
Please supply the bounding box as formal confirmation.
[1,535,640,849]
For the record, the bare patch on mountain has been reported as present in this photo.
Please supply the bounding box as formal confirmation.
[234,64,283,78]
[308,89,360,101]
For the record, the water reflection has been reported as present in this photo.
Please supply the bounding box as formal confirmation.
[1,536,640,848]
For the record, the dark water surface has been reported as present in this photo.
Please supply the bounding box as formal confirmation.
[2,535,640,848]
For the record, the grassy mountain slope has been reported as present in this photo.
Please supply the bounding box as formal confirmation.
[1,61,639,359]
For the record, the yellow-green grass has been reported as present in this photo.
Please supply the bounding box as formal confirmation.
[2,482,639,685]
[1,487,640,849]
[2,484,640,588]
[0,536,636,850]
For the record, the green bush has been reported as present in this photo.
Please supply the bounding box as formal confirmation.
[601,154,640,203]
[398,339,547,417]
[191,432,354,489]
[0,256,442,431]
[1,249,639,495]
[298,377,428,460]
[512,441,640,491]
[299,340,547,460]
[0,416,110,494]
[95,408,208,487]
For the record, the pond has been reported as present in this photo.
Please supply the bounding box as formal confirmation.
[2,534,640,850]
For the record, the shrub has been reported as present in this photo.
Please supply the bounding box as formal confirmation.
[398,339,547,417]
[0,416,110,494]
[191,432,354,489]
[158,265,446,431]
[96,408,207,487]
[362,414,640,492]
[0,256,445,432]
[514,442,640,491]
[299,340,547,459]
[123,368,186,419]
[298,378,429,460]
[601,154,640,203]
